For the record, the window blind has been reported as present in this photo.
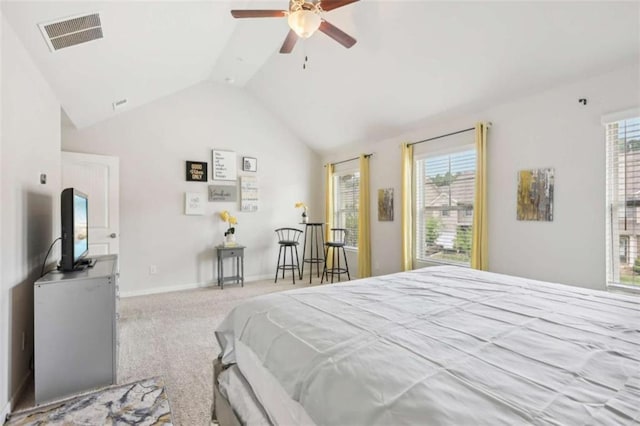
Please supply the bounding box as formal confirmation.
[606,117,640,287]
[334,171,360,248]
[415,143,476,266]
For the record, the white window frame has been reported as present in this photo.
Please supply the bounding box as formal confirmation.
[605,110,640,293]
[333,168,360,250]
[413,141,476,268]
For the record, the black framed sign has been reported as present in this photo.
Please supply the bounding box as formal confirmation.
[243,157,257,172]
[186,161,208,182]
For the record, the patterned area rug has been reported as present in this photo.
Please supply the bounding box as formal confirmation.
[6,377,172,425]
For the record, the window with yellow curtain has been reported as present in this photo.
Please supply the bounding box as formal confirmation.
[413,132,476,267]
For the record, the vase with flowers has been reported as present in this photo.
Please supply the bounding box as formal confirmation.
[295,202,308,223]
[219,210,238,246]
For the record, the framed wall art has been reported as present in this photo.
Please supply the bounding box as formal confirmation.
[185,192,205,215]
[208,184,237,202]
[212,150,237,181]
[378,188,394,221]
[186,161,207,182]
[242,157,257,172]
[517,168,554,221]
[240,176,259,212]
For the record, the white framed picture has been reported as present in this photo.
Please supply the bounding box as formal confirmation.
[212,150,237,181]
[240,176,258,212]
[242,157,257,172]
[185,192,205,215]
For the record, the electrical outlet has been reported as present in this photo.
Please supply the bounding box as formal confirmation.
[149,265,158,275]
[21,332,25,351]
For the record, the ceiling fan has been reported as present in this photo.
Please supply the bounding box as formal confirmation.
[230,0,359,54]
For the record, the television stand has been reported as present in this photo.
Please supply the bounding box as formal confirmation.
[34,254,119,404]
[77,258,97,268]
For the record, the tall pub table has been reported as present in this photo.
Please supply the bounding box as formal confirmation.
[216,244,245,289]
[299,223,325,283]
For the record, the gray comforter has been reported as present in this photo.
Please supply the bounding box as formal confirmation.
[216,266,640,425]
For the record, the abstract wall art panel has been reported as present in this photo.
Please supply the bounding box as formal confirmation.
[517,168,554,221]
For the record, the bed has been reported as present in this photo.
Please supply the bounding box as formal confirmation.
[213,265,640,425]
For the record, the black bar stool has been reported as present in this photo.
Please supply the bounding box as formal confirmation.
[300,222,325,283]
[274,228,303,284]
[322,228,351,283]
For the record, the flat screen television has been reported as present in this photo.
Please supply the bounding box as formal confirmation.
[60,188,89,272]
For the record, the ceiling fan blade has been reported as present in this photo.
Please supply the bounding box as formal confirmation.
[230,10,287,18]
[320,0,360,12]
[319,20,357,48]
[279,30,299,54]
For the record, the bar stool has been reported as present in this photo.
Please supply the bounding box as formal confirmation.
[300,223,325,283]
[322,228,351,283]
[274,228,303,284]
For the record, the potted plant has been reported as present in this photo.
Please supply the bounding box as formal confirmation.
[219,210,238,246]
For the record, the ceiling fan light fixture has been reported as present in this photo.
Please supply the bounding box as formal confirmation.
[288,9,321,38]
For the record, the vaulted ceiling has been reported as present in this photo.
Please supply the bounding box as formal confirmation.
[3,1,639,154]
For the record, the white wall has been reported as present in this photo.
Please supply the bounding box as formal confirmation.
[324,64,640,290]
[1,12,61,419]
[63,82,322,296]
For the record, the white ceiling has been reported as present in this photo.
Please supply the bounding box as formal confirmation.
[2,1,639,153]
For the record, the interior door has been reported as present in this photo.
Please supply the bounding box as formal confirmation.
[62,152,119,255]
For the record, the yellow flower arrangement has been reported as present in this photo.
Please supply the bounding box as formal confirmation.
[219,210,238,236]
[295,202,308,215]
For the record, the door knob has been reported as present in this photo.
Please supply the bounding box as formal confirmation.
[110,233,117,238]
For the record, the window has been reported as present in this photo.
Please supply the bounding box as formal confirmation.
[620,236,629,264]
[333,171,360,248]
[606,116,640,287]
[415,146,476,266]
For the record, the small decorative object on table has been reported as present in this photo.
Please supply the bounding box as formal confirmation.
[295,202,308,223]
[219,210,238,246]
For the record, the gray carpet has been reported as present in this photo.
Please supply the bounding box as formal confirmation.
[10,276,328,425]
[117,277,321,425]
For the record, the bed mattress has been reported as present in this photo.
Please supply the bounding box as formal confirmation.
[217,364,270,425]
[216,266,640,425]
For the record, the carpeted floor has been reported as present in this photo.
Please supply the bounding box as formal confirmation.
[117,276,321,425]
[11,275,324,425]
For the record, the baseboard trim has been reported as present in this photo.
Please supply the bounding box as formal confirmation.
[1,400,10,424]
[3,369,31,421]
[120,281,214,298]
[120,274,274,298]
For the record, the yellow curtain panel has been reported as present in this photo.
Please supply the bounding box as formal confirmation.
[325,163,334,268]
[471,122,488,271]
[401,143,414,271]
[358,154,371,278]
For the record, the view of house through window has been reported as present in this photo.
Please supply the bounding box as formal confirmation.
[606,116,640,287]
[333,171,360,248]
[415,147,476,265]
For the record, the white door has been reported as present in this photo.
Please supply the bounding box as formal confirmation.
[62,152,119,255]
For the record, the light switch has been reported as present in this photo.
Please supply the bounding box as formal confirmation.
[40,174,47,184]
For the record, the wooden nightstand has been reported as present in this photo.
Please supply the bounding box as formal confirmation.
[216,245,245,289]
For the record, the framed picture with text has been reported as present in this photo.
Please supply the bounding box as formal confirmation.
[242,157,257,172]
[186,161,207,182]
[212,150,237,181]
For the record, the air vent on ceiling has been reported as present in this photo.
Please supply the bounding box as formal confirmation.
[38,13,103,52]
